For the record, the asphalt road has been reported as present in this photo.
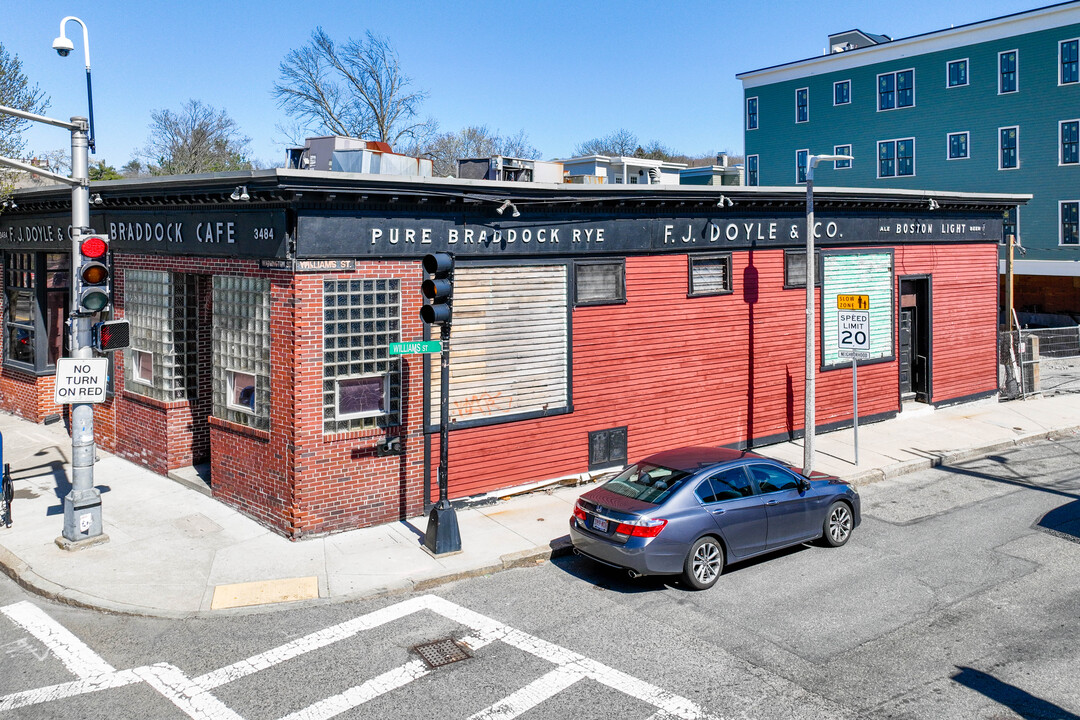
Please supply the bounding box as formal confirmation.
[0,434,1077,719]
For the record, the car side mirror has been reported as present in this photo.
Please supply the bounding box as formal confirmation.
[799,478,811,492]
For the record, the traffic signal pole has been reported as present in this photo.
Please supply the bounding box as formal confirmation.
[0,105,106,547]
[62,118,105,546]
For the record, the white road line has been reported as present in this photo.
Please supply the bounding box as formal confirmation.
[277,659,430,720]
[194,595,430,690]
[135,663,244,720]
[467,664,585,719]
[0,670,141,712]
[1,601,115,679]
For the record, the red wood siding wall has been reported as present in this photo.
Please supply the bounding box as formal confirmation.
[437,244,999,499]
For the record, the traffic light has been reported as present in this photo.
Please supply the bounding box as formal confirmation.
[77,234,111,313]
[92,319,130,352]
[420,252,454,325]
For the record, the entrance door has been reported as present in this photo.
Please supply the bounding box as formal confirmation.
[899,277,931,403]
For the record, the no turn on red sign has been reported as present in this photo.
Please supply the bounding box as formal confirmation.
[53,358,109,404]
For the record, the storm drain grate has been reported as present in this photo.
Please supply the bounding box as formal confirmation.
[412,637,472,668]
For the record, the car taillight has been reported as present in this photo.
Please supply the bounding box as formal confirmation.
[614,518,668,538]
[573,500,587,522]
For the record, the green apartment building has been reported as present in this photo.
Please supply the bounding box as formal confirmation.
[738,2,1080,315]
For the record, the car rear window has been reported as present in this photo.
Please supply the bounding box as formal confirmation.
[600,462,691,505]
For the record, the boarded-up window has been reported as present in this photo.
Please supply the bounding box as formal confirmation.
[574,260,625,305]
[784,249,821,288]
[822,252,894,368]
[431,265,568,426]
[688,253,732,296]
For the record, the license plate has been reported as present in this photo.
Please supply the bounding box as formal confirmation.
[592,516,608,532]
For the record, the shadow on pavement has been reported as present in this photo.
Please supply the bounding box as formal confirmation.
[1035,499,1080,545]
[952,665,1080,720]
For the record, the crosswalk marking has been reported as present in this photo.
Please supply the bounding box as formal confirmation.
[0,596,720,720]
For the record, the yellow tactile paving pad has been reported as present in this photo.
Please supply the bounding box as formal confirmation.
[211,576,319,610]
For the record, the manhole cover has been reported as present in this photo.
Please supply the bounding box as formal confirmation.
[412,637,471,668]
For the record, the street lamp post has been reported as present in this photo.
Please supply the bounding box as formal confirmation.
[803,153,854,474]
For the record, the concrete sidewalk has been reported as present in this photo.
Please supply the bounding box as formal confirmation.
[1,393,1078,618]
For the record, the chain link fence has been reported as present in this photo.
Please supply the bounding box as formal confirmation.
[999,326,1080,399]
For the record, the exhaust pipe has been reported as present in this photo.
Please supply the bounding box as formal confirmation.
[627,570,640,579]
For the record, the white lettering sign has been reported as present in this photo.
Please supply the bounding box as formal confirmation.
[53,358,110,405]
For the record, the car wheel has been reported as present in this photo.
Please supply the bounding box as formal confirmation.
[682,536,723,590]
[822,501,854,547]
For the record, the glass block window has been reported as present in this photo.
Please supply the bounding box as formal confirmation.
[124,270,198,402]
[999,50,1018,93]
[213,276,271,429]
[322,278,401,434]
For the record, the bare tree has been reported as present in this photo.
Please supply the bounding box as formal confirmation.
[1,42,49,201]
[408,125,540,177]
[139,100,253,175]
[275,28,433,147]
[573,128,639,157]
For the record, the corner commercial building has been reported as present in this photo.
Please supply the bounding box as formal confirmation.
[1,171,1021,537]
[738,1,1080,315]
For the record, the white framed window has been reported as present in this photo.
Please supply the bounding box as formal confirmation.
[131,349,154,386]
[335,374,390,420]
[795,87,808,123]
[1060,38,1078,85]
[1062,201,1080,246]
[999,126,1019,170]
[796,149,808,184]
[947,132,969,160]
[1061,119,1079,165]
[878,69,914,110]
[833,80,851,106]
[947,59,969,87]
[878,138,915,178]
[1001,207,1019,246]
[226,369,257,414]
[746,154,759,186]
[746,96,758,130]
[999,50,1018,94]
[833,144,852,169]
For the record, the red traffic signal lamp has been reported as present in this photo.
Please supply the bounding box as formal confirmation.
[77,234,111,312]
[420,253,454,325]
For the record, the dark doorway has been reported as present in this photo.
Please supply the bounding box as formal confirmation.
[899,276,931,403]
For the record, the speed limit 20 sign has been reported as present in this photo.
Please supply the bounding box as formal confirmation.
[838,310,870,351]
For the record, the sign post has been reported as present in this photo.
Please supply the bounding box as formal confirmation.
[837,302,871,465]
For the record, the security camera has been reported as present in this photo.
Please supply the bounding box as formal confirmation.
[53,36,74,56]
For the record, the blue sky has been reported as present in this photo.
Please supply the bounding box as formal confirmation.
[2,0,1049,169]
